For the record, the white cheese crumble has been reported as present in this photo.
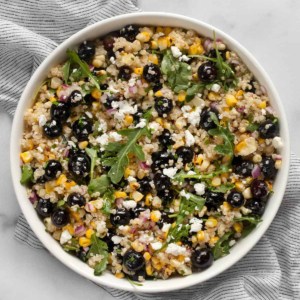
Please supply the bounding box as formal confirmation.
[189,217,203,233]
[123,200,137,210]
[187,170,196,175]
[151,242,162,250]
[60,230,72,244]
[165,243,188,256]
[194,182,206,195]
[98,119,107,133]
[96,133,109,150]
[127,176,137,182]
[181,105,201,126]
[211,83,221,93]
[184,130,195,146]
[149,121,162,132]
[38,115,47,127]
[112,100,137,121]
[163,167,178,179]
[179,55,190,62]
[135,118,147,128]
[161,223,171,232]
[96,220,106,234]
[180,190,190,199]
[229,240,236,247]
[272,136,283,150]
[109,131,122,142]
[171,46,182,58]
[111,236,122,244]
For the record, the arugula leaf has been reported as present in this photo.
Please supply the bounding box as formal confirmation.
[62,60,71,84]
[66,49,100,89]
[85,148,98,179]
[88,234,108,276]
[233,216,262,225]
[209,182,235,193]
[246,123,259,132]
[63,238,80,252]
[212,231,234,260]
[101,189,115,215]
[88,174,110,195]
[20,165,34,186]
[208,113,234,160]
[127,277,144,286]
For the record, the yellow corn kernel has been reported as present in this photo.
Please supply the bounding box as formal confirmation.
[146,264,153,276]
[78,141,88,149]
[258,101,267,109]
[235,181,245,192]
[90,221,96,229]
[206,217,218,228]
[132,191,144,202]
[191,235,197,244]
[211,176,221,187]
[124,167,134,179]
[132,240,144,252]
[129,181,139,190]
[164,26,172,35]
[48,153,56,160]
[225,51,231,60]
[145,193,153,206]
[56,174,67,185]
[210,236,219,245]
[49,96,57,103]
[149,54,159,65]
[91,89,102,100]
[188,43,204,55]
[235,90,244,99]
[176,241,182,246]
[150,210,161,222]
[136,31,151,43]
[158,36,171,50]
[134,67,143,75]
[194,155,203,165]
[153,262,162,271]
[63,224,74,235]
[154,117,163,126]
[177,91,186,102]
[85,228,95,239]
[197,230,205,242]
[235,140,247,153]
[92,101,100,111]
[25,139,34,151]
[154,90,163,97]
[124,114,133,126]
[225,94,238,107]
[115,272,125,279]
[156,26,164,33]
[266,180,273,190]
[79,237,91,247]
[20,151,33,163]
[45,182,55,194]
[150,40,158,49]
[65,180,76,190]
[114,191,127,199]
[208,91,221,101]
[177,255,185,262]
[222,201,231,211]
[233,222,243,233]
[192,73,199,80]
[144,252,151,261]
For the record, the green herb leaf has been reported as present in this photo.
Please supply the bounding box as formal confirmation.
[212,231,234,260]
[246,123,259,132]
[127,277,144,286]
[63,238,80,252]
[209,182,235,193]
[101,189,115,215]
[66,49,100,89]
[57,200,66,207]
[233,216,262,225]
[88,175,110,195]
[62,60,71,84]
[85,148,98,179]
[20,165,34,186]
[101,157,118,167]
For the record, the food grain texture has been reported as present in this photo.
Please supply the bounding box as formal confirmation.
[20,25,282,282]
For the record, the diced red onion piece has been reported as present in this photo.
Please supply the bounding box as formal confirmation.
[75,225,86,237]
[252,165,261,179]
[203,38,213,52]
[274,154,282,160]
[115,198,124,208]
[237,106,245,113]
[62,84,69,89]
[29,192,38,204]
[106,108,117,114]
[140,162,150,170]
[261,85,267,95]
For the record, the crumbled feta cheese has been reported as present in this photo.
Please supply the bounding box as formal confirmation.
[123,200,137,210]
[37,146,43,153]
[111,236,122,244]
[109,131,122,142]
[171,46,182,58]
[187,170,196,175]
[149,121,162,132]
[161,223,171,232]
[179,55,190,62]
[60,230,72,244]
[127,176,136,182]
[38,115,47,127]
[151,242,162,250]
[211,83,221,93]
[189,217,203,233]
[229,240,236,247]
[272,137,283,150]
[98,119,107,133]
[110,57,116,64]
[237,137,257,156]
[96,220,106,234]
[112,100,137,121]
[85,111,93,119]
[165,243,188,256]
[163,167,178,179]
[181,105,201,126]
[184,130,195,146]
[135,118,147,128]
[96,133,109,150]
[194,182,206,195]
[180,190,190,199]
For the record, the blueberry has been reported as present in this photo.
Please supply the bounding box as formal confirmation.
[118,66,132,81]
[36,198,54,217]
[157,189,174,204]
[138,177,152,194]
[143,63,161,83]
[67,193,86,207]
[68,152,91,177]
[258,120,279,139]
[151,151,175,171]
[260,156,277,179]
[43,119,62,139]
[68,90,83,107]
[154,97,173,116]
[72,117,93,141]
[158,129,174,148]
[204,190,224,210]
[104,94,119,109]
[207,49,226,60]
[176,146,194,164]
[123,250,145,271]
[103,32,119,51]
[191,248,213,270]
[44,160,62,180]
[110,208,131,226]
[152,82,163,92]
[133,108,144,125]
[77,41,95,62]
[250,179,268,199]
[100,83,109,90]
[50,102,71,122]
[198,62,218,83]
[153,173,172,191]
[83,94,95,106]
[51,209,70,228]
[131,205,146,219]
[245,199,265,216]
[127,268,146,281]
[199,107,219,131]
[102,230,116,252]
[119,25,139,42]
[245,79,256,93]
[233,157,254,177]
[227,190,244,208]
[157,211,175,228]
[76,248,88,262]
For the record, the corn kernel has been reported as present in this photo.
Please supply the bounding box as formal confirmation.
[156,26,164,33]
[63,224,74,235]
[225,51,231,60]
[188,43,204,55]
[45,181,55,193]
[145,193,153,206]
[222,201,231,211]
[115,272,125,279]
[144,252,151,261]
[85,229,94,239]
[157,36,171,50]
[129,181,139,190]
[133,67,143,75]
[243,187,252,199]
[258,101,267,109]
[208,91,221,101]
[235,90,244,99]
[79,237,91,247]
[48,153,56,160]
[177,91,186,102]
[191,235,197,244]
[56,174,67,186]
[92,101,100,111]
[91,89,102,100]
[275,160,282,170]
[114,191,127,199]
[206,217,218,228]
[197,230,205,242]
[20,151,33,163]
[78,141,88,149]
[154,90,163,97]
[124,167,135,179]
[253,154,262,163]
[65,180,76,190]
[235,140,247,153]
[209,236,219,245]
[148,54,159,65]
[226,94,238,107]
[124,114,133,126]
[136,31,151,42]
[235,181,245,192]
[150,40,158,49]
[146,264,153,276]
[90,221,96,229]
[49,96,57,103]
[132,191,143,202]
[150,210,161,222]
[194,155,203,165]
[154,117,163,126]
[164,27,172,35]
[132,240,144,252]
[211,176,221,187]
[192,73,199,80]
[233,222,243,233]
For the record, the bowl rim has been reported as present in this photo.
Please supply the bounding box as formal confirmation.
[10,11,290,293]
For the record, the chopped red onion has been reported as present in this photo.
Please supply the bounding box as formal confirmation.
[106,108,117,115]
[237,106,245,113]
[140,162,150,170]
[260,85,267,95]
[203,38,213,52]
[229,59,240,66]
[63,148,69,158]
[59,95,68,102]
[274,154,282,160]
[29,192,38,204]
[75,225,86,237]
[252,165,261,179]
[129,86,137,94]
[62,84,69,89]
[265,106,274,114]
[115,198,124,208]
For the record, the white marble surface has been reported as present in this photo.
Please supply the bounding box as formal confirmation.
[0,0,299,299]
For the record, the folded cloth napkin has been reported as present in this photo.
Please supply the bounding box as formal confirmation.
[1,1,299,299]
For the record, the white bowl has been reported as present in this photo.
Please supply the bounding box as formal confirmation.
[10,12,290,293]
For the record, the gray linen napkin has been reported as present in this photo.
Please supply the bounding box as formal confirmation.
[1,1,300,299]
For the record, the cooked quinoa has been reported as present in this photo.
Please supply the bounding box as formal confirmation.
[20,25,282,282]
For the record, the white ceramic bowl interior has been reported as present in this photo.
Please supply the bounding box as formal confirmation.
[10,12,290,293]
